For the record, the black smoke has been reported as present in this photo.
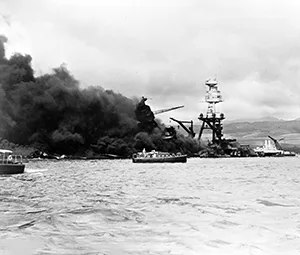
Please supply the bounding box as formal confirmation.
[0,37,202,157]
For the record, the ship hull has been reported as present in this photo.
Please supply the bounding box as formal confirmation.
[132,155,187,163]
[0,164,25,175]
[255,151,296,157]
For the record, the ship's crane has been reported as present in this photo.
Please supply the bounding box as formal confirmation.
[154,105,184,115]
[169,117,195,138]
[268,135,284,150]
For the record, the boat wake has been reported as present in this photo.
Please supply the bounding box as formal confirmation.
[25,168,49,173]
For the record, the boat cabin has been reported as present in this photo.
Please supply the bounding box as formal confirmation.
[0,149,23,164]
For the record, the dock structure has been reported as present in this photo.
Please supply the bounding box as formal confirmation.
[198,78,225,144]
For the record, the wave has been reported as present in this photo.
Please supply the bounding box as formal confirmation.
[257,199,294,207]
[25,168,49,173]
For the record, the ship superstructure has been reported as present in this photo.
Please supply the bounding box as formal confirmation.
[198,78,225,144]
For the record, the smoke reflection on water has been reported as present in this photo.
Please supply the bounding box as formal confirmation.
[0,157,300,255]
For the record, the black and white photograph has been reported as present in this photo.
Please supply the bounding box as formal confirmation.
[1,0,300,254]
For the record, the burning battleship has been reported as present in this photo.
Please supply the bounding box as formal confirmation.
[134,80,248,157]
[168,78,257,157]
[134,79,296,158]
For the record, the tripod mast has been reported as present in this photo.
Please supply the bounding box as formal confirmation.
[198,78,225,144]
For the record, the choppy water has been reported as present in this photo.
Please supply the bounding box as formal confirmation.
[1,157,300,255]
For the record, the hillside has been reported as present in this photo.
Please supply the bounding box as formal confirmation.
[223,120,300,146]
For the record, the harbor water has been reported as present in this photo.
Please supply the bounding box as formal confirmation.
[0,157,300,255]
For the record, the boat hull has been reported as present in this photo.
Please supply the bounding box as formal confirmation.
[255,151,296,157]
[0,164,25,175]
[132,155,187,163]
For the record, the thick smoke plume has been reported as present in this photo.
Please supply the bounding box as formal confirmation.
[0,37,201,157]
[0,35,7,61]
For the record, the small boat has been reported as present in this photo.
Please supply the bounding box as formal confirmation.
[132,149,187,163]
[0,149,25,175]
[254,139,296,157]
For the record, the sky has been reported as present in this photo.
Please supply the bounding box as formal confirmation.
[1,0,300,123]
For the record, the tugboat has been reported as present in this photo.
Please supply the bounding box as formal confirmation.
[0,149,25,174]
[132,149,187,163]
